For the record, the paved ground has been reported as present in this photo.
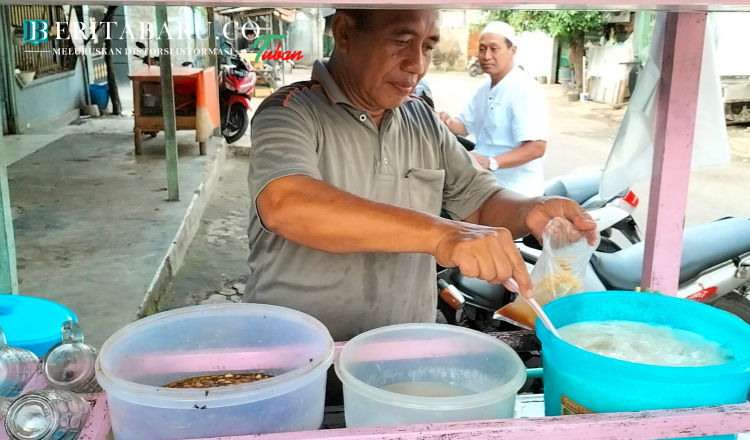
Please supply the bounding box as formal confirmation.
[160,67,750,311]
[4,113,221,349]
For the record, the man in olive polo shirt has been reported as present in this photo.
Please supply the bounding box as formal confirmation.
[244,9,596,342]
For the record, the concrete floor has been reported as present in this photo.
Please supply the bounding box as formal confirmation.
[4,114,222,349]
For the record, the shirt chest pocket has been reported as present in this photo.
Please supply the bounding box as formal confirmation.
[406,168,445,215]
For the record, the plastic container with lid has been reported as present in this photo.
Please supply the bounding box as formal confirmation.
[0,295,77,357]
[95,303,334,440]
[42,320,101,394]
[335,323,527,427]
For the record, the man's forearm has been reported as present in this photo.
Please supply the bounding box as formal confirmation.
[464,189,540,239]
[447,119,468,136]
[257,175,451,254]
[494,140,546,168]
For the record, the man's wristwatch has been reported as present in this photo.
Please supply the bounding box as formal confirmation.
[488,156,499,171]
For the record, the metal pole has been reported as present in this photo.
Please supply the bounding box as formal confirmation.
[156,5,179,201]
[0,6,21,134]
[207,7,221,138]
[0,135,18,294]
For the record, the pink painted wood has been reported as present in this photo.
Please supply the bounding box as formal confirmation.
[19,0,750,9]
[7,367,750,440]
[641,12,707,296]
[187,403,750,440]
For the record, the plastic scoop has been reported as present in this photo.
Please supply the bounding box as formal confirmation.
[505,278,561,338]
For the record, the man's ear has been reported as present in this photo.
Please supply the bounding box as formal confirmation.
[510,45,518,56]
[331,13,356,54]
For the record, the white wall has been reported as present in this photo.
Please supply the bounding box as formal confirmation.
[288,9,323,66]
[712,12,750,76]
[514,30,555,80]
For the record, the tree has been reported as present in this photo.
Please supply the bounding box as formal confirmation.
[73,6,122,115]
[476,11,604,91]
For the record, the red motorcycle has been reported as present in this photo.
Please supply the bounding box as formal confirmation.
[219,46,257,144]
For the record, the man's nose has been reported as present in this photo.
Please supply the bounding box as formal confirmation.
[403,43,426,75]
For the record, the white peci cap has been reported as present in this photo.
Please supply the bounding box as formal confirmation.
[480,21,516,43]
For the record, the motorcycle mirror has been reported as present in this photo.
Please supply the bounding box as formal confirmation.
[135,42,146,49]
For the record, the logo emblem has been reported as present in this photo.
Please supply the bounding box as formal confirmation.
[23,20,49,45]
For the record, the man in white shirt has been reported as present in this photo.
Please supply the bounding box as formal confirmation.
[440,21,549,197]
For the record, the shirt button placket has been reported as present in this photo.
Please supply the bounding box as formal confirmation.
[359,114,367,122]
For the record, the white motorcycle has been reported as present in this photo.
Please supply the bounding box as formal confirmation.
[438,169,750,330]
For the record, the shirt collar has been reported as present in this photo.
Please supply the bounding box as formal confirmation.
[311,59,351,105]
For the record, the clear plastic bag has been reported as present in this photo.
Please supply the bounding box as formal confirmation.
[496,217,600,329]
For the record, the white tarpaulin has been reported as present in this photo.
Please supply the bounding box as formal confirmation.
[599,13,730,200]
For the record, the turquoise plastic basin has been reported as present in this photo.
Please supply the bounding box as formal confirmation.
[536,291,750,440]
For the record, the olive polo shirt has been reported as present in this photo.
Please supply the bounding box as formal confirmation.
[244,60,501,342]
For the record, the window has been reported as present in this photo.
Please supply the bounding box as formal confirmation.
[11,5,77,79]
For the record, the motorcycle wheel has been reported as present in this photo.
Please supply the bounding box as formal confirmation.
[469,64,482,77]
[459,306,519,333]
[711,290,750,324]
[223,103,249,144]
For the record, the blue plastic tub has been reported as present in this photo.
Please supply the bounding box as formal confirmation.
[537,291,750,440]
[0,294,77,356]
[89,83,109,110]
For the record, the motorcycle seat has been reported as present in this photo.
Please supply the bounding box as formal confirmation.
[544,169,603,204]
[590,217,750,290]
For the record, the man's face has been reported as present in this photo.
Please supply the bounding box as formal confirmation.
[478,33,516,77]
[337,10,440,110]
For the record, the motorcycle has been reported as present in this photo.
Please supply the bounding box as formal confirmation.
[179,42,256,144]
[467,56,482,77]
[134,41,159,66]
[217,43,256,144]
[438,215,750,331]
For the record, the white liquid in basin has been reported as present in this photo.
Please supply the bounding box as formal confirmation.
[559,320,734,367]
[380,382,477,397]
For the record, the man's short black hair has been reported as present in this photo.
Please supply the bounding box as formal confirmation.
[335,9,372,30]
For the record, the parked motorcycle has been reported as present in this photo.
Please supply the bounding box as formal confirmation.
[218,43,256,144]
[134,41,159,66]
[467,56,482,77]
[439,215,750,331]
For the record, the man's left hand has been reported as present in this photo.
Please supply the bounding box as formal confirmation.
[524,197,599,246]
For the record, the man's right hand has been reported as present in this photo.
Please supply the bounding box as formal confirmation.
[439,111,454,126]
[439,112,468,136]
[432,222,533,298]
